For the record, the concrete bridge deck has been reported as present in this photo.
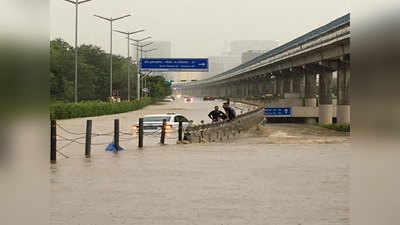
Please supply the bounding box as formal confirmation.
[182,14,351,125]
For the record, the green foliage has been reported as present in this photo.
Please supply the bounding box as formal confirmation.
[50,98,154,120]
[319,123,351,132]
[146,76,172,98]
[50,38,171,102]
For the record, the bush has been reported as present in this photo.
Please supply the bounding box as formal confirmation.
[319,123,351,132]
[50,97,154,120]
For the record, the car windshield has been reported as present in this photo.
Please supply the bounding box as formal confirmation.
[143,116,171,122]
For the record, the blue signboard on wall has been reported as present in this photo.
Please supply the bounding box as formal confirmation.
[264,107,292,117]
[140,58,209,72]
[171,84,184,89]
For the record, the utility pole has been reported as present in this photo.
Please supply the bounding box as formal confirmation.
[113,29,145,101]
[94,14,131,98]
[63,0,94,102]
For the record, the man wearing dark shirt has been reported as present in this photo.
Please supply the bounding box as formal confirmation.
[223,102,236,121]
[208,106,227,122]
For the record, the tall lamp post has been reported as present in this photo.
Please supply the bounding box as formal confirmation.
[113,29,145,101]
[132,42,154,98]
[62,0,94,102]
[129,37,152,99]
[141,48,157,97]
[94,14,131,98]
[142,71,153,97]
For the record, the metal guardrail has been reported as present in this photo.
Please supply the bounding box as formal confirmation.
[50,118,185,163]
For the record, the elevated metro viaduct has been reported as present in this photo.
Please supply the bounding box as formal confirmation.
[182,14,350,124]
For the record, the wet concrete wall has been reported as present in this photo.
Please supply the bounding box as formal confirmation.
[186,107,265,143]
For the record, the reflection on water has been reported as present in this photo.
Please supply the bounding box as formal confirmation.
[51,143,349,225]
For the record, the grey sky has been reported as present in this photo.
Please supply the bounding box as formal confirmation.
[51,0,350,58]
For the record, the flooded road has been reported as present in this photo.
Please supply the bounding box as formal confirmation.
[51,97,350,225]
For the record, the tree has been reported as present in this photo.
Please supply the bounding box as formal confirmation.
[50,38,171,102]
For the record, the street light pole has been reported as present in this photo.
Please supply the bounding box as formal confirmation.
[94,14,131,98]
[142,71,153,97]
[129,36,152,100]
[63,0,94,102]
[113,29,145,101]
[139,47,157,97]
[133,42,154,98]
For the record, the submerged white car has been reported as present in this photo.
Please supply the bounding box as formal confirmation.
[132,113,190,133]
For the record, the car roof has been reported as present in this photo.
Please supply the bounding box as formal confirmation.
[143,114,182,117]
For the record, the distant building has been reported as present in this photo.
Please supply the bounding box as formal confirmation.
[144,41,172,58]
[206,56,241,79]
[200,40,278,79]
[229,40,278,56]
[241,50,266,63]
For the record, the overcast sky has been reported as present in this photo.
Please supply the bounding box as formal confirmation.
[50,0,350,58]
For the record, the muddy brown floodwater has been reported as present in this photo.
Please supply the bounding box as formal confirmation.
[50,97,350,225]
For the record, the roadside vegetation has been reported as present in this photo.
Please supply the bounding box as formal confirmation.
[318,123,350,132]
[50,98,154,120]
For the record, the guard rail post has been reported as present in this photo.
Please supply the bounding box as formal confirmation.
[50,120,57,164]
[85,120,92,158]
[160,119,166,144]
[114,119,120,151]
[138,118,144,148]
[178,120,183,142]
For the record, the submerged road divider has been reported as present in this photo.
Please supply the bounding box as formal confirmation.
[85,120,92,158]
[51,120,57,164]
[160,119,166,144]
[138,118,144,148]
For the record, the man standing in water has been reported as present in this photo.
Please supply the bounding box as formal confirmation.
[223,102,236,121]
[208,106,227,122]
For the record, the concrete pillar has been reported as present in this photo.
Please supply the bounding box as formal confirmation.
[305,73,317,106]
[252,80,258,96]
[337,64,350,124]
[234,83,239,97]
[254,80,261,96]
[284,76,291,93]
[293,76,301,93]
[259,79,265,95]
[319,72,333,124]
[289,77,294,93]
[278,77,285,98]
[299,73,305,98]
[249,81,255,96]
[255,82,259,96]
[225,85,231,97]
[217,86,222,97]
[293,73,305,97]
[263,79,270,95]
[272,79,277,96]
[242,82,247,98]
[246,81,251,97]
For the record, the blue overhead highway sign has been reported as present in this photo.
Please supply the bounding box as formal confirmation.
[140,58,209,72]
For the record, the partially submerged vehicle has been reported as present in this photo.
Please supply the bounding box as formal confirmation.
[132,113,190,133]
